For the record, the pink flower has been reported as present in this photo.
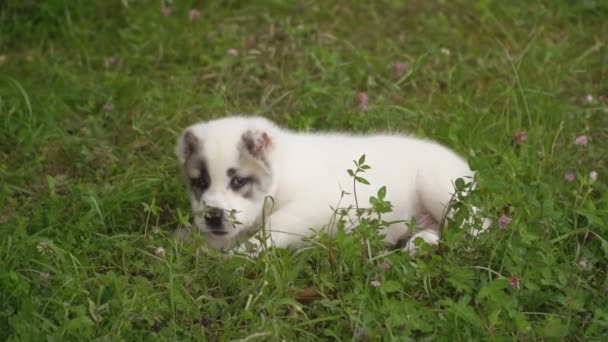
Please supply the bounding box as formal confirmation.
[244,35,257,49]
[0,207,11,224]
[564,172,576,182]
[105,56,120,67]
[354,328,368,340]
[575,135,588,146]
[188,9,201,21]
[226,48,239,56]
[355,92,369,111]
[498,214,512,229]
[589,171,598,182]
[513,131,527,145]
[393,62,407,76]
[379,260,392,270]
[102,103,114,111]
[508,275,521,289]
[161,7,172,16]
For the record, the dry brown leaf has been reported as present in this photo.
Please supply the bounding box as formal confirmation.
[294,286,323,304]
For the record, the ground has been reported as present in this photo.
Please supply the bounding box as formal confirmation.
[1,0,607,340]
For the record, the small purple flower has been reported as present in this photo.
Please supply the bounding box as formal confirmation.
[0,207,11,224]
[105,56,120,67]
[355,92,369,111]
[575,135,588,146]
[513,131,527,145]
[226,48,239,56]
[188,9,201,21]
[161,7,172,16]
[379,260,392,270]
[589,171,598,182]
[354,328,368,341]
[498,214,512,229]
[564,172,576,182]
[244,35,257,49]
[393,62,407,76]
[102,103,114,111]
[508,275,521,289]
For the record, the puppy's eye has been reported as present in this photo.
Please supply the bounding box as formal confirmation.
[192,177,209,190]
[230,176,250,190]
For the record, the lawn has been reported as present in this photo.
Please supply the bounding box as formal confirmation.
[1,0,607,340]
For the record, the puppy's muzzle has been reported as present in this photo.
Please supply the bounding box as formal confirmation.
[205,207,226,234]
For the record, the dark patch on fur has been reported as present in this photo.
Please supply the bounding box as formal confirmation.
[182,130,199,158]
[185,158,210,201]
[230,174,259,199]
[226,167,260,198]
[242,186,254,199]
[395,229,414,248]
[242,131,256,156]
[179,129,209,202]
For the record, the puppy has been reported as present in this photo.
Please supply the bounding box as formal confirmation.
[175,116,486,255]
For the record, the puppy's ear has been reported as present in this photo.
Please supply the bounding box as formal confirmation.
[175,129,200,164]
[241,130,272,159]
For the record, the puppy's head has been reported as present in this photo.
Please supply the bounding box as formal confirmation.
[175,117,277,244]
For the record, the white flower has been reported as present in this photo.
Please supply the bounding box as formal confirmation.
[589,171,598,182]
[36,242,53,255]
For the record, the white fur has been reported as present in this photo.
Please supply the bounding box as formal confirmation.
[176,116,487,255]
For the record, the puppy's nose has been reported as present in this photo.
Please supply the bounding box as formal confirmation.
[204,207,224,228]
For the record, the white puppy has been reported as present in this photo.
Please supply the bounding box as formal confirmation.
[175,116,485,255]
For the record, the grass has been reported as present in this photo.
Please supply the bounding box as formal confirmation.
[1,0,607,340]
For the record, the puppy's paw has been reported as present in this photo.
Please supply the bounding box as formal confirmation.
[404,230,439,257]
[231,237,267,258]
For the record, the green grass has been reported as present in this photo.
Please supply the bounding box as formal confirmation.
[1,0,607,340]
